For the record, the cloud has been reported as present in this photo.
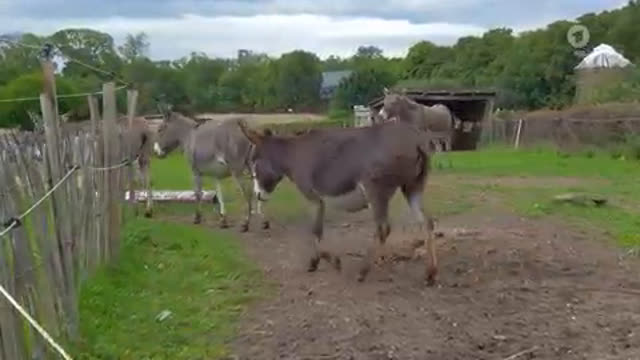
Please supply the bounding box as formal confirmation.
[0,14,486,59]
[4,0,624,25]
[0,0,626,60]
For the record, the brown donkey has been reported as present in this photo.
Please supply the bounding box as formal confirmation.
[238,120,439,285]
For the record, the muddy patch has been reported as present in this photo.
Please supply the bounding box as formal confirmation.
[226,208,640,360]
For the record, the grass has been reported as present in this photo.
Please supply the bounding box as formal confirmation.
[437,145,640,247]
[75,142,640,359]
[76,218,267,359]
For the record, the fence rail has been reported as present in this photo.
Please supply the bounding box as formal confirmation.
[481,115,640,149]
[0,69,137,358]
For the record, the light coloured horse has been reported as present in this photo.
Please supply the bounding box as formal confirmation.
[153,111,268,231]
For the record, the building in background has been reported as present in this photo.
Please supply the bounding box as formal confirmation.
[320,70,352,100]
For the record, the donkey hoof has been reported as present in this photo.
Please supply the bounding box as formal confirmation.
[193,214,202,224]
[219,219,229,229]
[357,267,370,282]
[239,222,249,233]
[308,256,320,272]
[425,267,438,287]
[332,256,342,272]
[261,220,270,230]
[144,209,153,218]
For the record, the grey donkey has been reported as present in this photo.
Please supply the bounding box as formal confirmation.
[153,111,269,231]
[238,119,438,285]
[118,115,155,218]
[379,88,455,167]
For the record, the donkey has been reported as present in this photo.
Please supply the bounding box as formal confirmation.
[116,115,155,218]
[379,89,455,153]
[238,119,439,285]
[153,111,268,231]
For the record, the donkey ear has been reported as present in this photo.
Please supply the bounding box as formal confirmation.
[263,128,273,137]
[238,119,263,145]
[157,103,171,120]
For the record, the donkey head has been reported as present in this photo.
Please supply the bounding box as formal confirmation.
[238,121,283,201]
[380,87,408,121]
[154,104,193,158]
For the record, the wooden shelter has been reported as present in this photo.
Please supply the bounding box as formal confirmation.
[368,89,496,150]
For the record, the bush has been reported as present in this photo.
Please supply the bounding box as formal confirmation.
[0,72,82,130]
[588,69,640,105]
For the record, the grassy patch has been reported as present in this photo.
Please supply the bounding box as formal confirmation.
[439,144,639,178]
[76,141,640,358]
[75,218,267,359]
[439,145,640,247]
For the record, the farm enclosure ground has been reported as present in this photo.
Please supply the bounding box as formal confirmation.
[75,147,640,359]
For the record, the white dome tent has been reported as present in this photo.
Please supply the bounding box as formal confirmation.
[575,44,633,70]
[574,44,634,104]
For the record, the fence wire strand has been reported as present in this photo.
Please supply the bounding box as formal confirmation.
[0,284,74,360]
[0,85,127,103]
[0,150,132,359]
[0,37,130,87]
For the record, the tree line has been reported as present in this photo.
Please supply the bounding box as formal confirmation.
[1,1,639,129]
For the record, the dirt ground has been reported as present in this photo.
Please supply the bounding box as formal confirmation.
[220,200,640,360]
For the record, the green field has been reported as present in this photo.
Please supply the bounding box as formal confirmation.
[75,144,640,359]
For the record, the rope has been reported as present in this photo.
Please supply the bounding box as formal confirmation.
[0,85,127,104]
[0,166,78,359]
[0,284,73,360]
[0,165,79,238]
[0,156,135,238]
[87,157,135,172]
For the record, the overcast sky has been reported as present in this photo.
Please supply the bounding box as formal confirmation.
[0,0,627,59]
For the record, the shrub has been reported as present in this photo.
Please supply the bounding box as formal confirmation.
[0,72,82,130]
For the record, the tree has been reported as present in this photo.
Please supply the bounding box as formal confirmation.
[49,28,122,93]
[356,45,383,59]
[331,67,398,112]
[0,33,43,85]
[0,72,80,129]
[118,32,150,62]
[404,41,453,79]
[181,52,230,111]
[275,50,323,110]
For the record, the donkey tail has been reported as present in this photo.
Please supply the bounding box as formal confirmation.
[415,142,430,183]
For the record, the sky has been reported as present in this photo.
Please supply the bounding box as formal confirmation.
[0,0,628,60]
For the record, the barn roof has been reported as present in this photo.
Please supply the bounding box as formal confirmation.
[368,89,497,109]
[575,44,633,69]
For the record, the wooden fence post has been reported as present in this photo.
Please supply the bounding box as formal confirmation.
[126,89,139,213]
[514,118,524,149]
[87,95,102,268]
[39,54,78,339]
[102,82,121,260]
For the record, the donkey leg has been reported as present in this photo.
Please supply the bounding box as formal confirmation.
[307,195,341,272]
[143,164,153,218]
[215,180,229,228]
[357,185,393,282]
[128,162,138,217]
[402,187,438,286]
[193,173,203,224]
[231,174,252,232]
[256,198,270,229]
